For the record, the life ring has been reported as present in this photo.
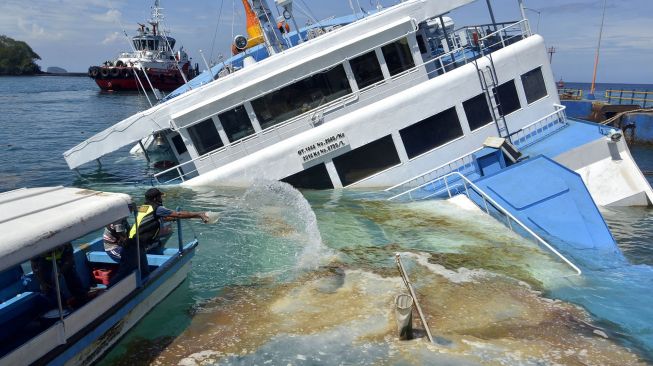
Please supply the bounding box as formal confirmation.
[88,67,99,78]
[115,60,124,67]
[100,68,110,78]
[277,21,290,33]
[110,68,120,78]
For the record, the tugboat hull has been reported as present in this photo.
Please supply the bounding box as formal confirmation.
[89,66,189,92]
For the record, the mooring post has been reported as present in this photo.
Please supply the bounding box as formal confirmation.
[395,254,434,343]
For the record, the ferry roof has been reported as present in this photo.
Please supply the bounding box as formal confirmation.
[0,187,132,271]
[63,0,474,170]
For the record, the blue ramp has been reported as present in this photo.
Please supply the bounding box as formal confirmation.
[471,155,622,261]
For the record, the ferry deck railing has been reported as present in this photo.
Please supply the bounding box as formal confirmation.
[605,89,653,107]
[388,171,582,276]
[153,19,531,184]
[385,104,568,194]
[508,103,568,148]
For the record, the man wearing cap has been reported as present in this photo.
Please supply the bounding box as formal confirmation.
[110,188,209,285]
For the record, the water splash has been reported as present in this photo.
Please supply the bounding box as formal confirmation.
[241,179,333,271]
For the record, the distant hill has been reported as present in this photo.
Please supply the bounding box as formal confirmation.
[0,35,42,75]
[47,66,67,73]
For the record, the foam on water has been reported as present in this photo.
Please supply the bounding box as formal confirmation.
[143,266,645,366]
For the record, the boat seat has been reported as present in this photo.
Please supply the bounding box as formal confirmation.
[0,266,25,303]
[87,251,171,267]
[0,267,44,341]
[0,292,40,325]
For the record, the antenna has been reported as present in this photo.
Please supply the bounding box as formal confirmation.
[547,46,556,63]
[589,0,607,97]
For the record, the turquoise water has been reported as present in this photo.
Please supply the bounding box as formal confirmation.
[2,76,653,365]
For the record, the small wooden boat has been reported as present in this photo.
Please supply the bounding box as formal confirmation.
[0,186,198,365]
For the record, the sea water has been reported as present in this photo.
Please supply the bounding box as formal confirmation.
[2,77,653,365]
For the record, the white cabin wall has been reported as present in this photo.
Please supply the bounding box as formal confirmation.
[184,36,560,188]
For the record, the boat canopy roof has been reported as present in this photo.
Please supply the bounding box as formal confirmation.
[0,187,132,272]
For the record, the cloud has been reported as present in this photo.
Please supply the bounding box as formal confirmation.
[537,1,615,14]
[91,9,123,23]
[16,17,63,40]
[101,31,122,45]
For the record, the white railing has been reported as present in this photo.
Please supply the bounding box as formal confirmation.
[390,171,582,276]
[153,20,531,184]
[509,104,568,148]
[385,148,482,194]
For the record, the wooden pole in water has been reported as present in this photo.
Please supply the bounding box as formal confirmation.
[590,0,607,97]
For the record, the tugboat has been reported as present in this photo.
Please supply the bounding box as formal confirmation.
[88,0,198,92]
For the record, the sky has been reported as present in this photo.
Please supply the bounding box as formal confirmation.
[0,0,651,84]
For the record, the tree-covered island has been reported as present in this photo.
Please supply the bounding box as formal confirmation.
[0,35,42,75]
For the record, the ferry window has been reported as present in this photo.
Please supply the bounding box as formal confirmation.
[169,39,176,50]
[521,67,547,104]
[282,163,334,189]
[154,40,160,50]
[333,135,400,186]
[171,134,187,155]
[399,107,464,159]
[219,105,255,142]
[350,51,384,89]
[463,94,493,131]
[251,64,352,130]
[416,34,428,54]
[494,80,521,116]
[187,118,224,156]
[381,38,415,76]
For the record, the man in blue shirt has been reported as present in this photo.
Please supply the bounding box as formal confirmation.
[110,188,208,285]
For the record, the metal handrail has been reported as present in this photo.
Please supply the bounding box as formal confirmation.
[385,148,481,193]
[389,171,582,276]
[153,20,531,184]
[508,104,568,148]
[605,89,653,106]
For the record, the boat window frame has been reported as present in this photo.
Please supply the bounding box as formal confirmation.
[398,106,465,159]
[349,50,385,90]
[250,63,353,131]
[521,66,548,104]
[463,93,494,131]
[186,118,224,156]
[281,163,335,189]
[332,135,401,186]
[493,79,521,117]
[380,37,416,76]
[170,133,188,155]
[217,105,256,143]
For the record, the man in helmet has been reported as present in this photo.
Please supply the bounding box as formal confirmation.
[110,188,209,285]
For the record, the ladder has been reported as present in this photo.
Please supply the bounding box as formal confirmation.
[474,54,511,141]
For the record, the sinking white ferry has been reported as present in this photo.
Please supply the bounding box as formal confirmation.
[64,0,652,207]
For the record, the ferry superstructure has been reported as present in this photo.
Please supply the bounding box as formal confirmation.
[64,0,653,206]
